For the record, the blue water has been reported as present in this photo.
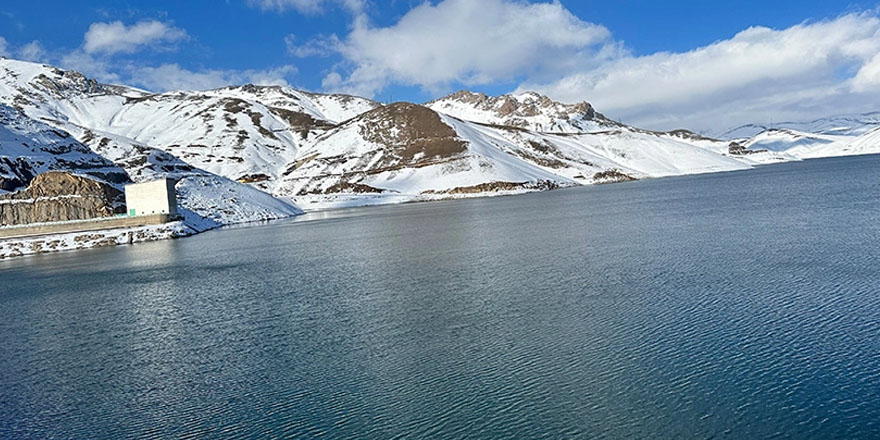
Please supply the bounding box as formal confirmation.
[1,155,879,439]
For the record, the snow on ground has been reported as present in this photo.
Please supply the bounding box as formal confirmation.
[798,126,880,158]
[0,221,193,259]
[0,104,127,187]
[176,174,302,232]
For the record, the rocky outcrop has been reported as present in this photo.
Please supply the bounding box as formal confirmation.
[728,142,767,155]
[593,169,637,184]
[0,171,124,226]
[426,90,612,132]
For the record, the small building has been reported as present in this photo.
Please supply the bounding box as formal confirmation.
[124,178,178,217]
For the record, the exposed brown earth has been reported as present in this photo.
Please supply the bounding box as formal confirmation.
[269,107,336,138]
[512,149,568,169]
[358,103,468,162]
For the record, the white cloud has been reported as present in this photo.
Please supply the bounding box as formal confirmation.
[293,2,880,131]
[58,48,297,92]
[247,0,363,14]
[18,41,48,63]
[321,71,343,89]
[285,33,337,57]
[312,0,618,97]
[519,13,880,131]
[83,20,188,55]
[852,53,880,92]
[130,63,297,91]
[0,36,8,57]
[13,20,296,94]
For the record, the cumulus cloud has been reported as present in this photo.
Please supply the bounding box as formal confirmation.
[292,1,880,131]
[247,0,363,14]
[311,0,619,97]
[131,63,297,91]
[83,20,188,55]
[518,13,880,131]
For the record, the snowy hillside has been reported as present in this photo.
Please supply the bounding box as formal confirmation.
[277,102,760,209]
[0,104,127,192]
[797,126,880,158]
[727,113,880,159]
[0,58,378,191]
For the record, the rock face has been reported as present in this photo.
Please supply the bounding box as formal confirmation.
[0,172,124,225]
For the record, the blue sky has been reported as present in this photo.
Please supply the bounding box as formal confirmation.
[2,0,880,131]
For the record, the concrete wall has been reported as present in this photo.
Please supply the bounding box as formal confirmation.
[0,214,174,240]
[124,179,178,217]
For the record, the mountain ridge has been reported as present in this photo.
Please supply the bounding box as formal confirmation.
[1,57,876,218]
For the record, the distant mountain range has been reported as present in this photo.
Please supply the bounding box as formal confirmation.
[2,56,878,232]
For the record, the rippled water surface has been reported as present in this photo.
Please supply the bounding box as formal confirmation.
[2,155,880,439]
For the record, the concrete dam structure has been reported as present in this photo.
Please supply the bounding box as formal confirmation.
[124,178,179,217]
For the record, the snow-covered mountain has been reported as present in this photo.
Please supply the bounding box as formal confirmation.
[0,58,378,191]
[724,113,880,159]
[426,90,616,133]
[275,101,780,209]
[4,56,876,220]
[1,58,772,213]
[722,112,880,139]
[4,55,879,257]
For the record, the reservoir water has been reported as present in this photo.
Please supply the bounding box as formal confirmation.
[1,155,879,439]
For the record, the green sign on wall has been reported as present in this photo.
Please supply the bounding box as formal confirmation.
[129,209,136,217]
